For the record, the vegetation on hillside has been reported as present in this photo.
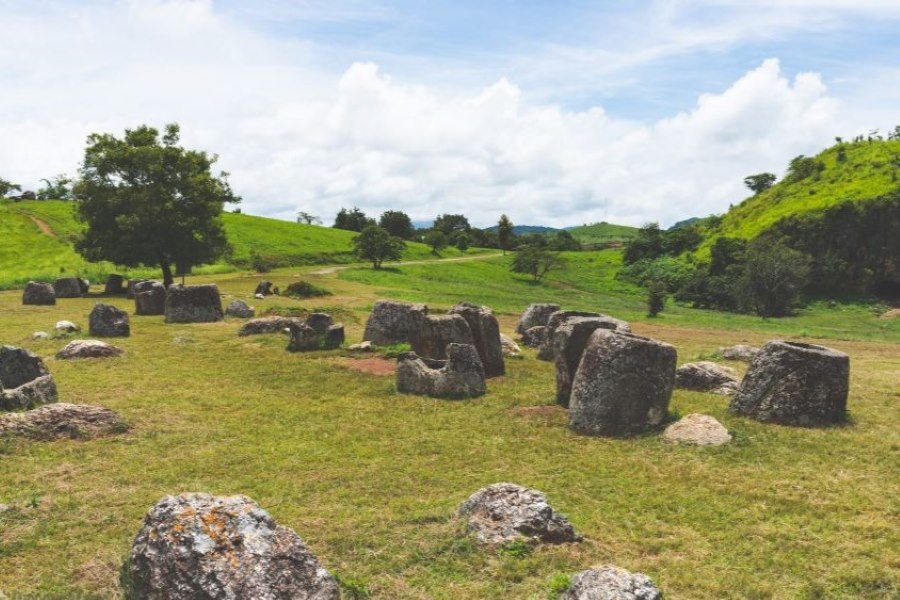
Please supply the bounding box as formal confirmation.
[566,221,638,245]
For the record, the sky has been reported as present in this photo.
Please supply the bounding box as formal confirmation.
[1,0,899,228]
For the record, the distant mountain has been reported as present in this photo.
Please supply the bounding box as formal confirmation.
[484,224,560,235]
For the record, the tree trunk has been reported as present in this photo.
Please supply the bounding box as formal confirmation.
[160,260,174,287]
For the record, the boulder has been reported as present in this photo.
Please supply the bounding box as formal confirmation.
[54,320,80,334]
[396,343,486,399]
[362,300,428,346]
[104,274,125,295]
[554,316,635,407]
[127,279,149,300]
[729,341,850,426]
[408,314,475,360]
[500,334,521,357]
[538,311,630,360]
[0,345,58,411]
[515,303,561,334]
[31,331,50,341]
[164,284,224,324]
[0,403,128,440]
[287,313,344,352]
[22,281,56,305]
[675,361,739,395]
[521,325,548,349]
[53,277,84,298]
[238,316,301,336]
[89,303,131,337]
[56,340,124,360]
[448,302,505,377]
[720,344,760,362]
[569,330,676,437]
[134,281,166,316]
[457,482,579,545]
[562,566,662,600]
[126,493,340,600]
[254,280,275,296]
[663,414,731,446]
[225,299,255,319]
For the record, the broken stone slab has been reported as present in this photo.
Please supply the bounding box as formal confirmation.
[363,299,428,346]
[134,281,166,316]
[0,345,58,411]
[225,299,255,319]
[448,302,505,378]
[125,493,340,600]
[729,340,850,426]
[457,482,580,545]
[22,281,56,305]
[89,303,131,337]
[56,340,124,360]
[675,361,739,395]
[561,566,662,600]
[408,313,475,360]
[0,403,128,440]
[396,343,486,399]
[662,414,731,446]
[569,330,676,437]
[515,303,561,334]
[164,284,224,324]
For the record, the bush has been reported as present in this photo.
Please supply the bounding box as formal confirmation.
[618,256,692,289]
[284,280,332,298]
[646,280,667,317]
[250,251,278,273]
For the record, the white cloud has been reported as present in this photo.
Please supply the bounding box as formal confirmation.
[0,1,893,228]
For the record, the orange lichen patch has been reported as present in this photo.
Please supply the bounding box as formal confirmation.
[339,357,397,376]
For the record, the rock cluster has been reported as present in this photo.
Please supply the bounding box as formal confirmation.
[448,302,505,377]
[675,361,739,395]
[0,345,58,411]
[396,343,486,399]
[287,313,344,352]
[730,340,850,426]
[662,414,731,446]
[89,303,131,337]
[225,299,255,319]
[238,316,301,336]
[0,403,128,440]
[363,300,428,346]
[126,493,339,600]
[164,284,224,323]
[569,330,676,437]
[134,281,166,316]
[22,281,56,305]
[56,340,124,360]
[515,303,561,334]
[53,277,85,298]
[562,566,662,600]
[457,482,579,545]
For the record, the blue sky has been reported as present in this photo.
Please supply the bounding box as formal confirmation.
[1,0,899,227]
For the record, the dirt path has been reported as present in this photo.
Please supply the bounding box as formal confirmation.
[306,253,503,276]
[28,216,55,237]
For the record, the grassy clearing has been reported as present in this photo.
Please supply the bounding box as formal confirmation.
[0,256,897,599]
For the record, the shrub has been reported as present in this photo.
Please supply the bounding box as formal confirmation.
[284,281,332,298]
[646,280,667,317]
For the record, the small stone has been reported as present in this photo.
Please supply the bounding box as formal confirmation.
[500,334,521,357]
[31,332,50,341]
[89,303,131,337]
[225,299,255,319]
[56,340,124,360]
[521,325,548,348]
[457,482,579,545]
[349,341,375,352]
[104,274,125,295]
[254,293,265,300]
[562,566,662,600]
[663,414,731,446]
[54,320,80,333]
[0,403,128,440]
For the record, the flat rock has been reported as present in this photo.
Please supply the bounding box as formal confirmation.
[56,340,124,360]
[663,414,731,446]
[515,303,561,334]
[126,493,339,600]
[675,361,739,395]
[0,403,128,440]
[225,299,255,319]
[89,303,131,337]
[0,345,58,411]
[562,566,662,600]
[457,482,579,545]
[396,343,486,399]
[238,316,301,336]
[22,281,56,306]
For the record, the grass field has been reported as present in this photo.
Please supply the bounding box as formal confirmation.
[0,250,897,599]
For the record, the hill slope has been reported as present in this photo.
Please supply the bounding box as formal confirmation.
[0,201,439,289]
[566,221,638,244]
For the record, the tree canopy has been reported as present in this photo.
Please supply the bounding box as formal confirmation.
[379,210,415,239]
[510,247,567,281]
[74,123,239,286]
[37,174,74,200]
[334,207,375,232]
[352,225,405,269]
[743,172,777,194]
[0,177,21,197]
[433,213,471,236]
[497,214,514,254]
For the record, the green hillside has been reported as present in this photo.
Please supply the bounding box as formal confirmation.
[566,221,638,244]
[0,201,441,289]
[700,138,900,252]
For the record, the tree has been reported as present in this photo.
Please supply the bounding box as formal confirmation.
[297,211,321,225]
[743,172,777,194]
[74,123,239,287]
[378,210,414,239]
[352,225,405,269]
[646,280,667,317]
[454,231,470,253]
[549,230,581,251]
[510,247,567,281]
[433,213,470,236]
[0,177,21,198]
[37,174,74,200]
[334,207,374,232]
[786,155,824,182]
[738,239,811,318]
[497,214,514,255]
[424,229,448,255]
[623,223,664,264]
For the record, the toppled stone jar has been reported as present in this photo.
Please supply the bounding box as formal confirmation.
[396,343,486,399]
[287,313,345,352]
[0,345,58,411]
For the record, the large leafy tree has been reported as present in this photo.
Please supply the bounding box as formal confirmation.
[433,213,470,236]
[378,210,414,239]
[352,225,405,269]
[743,172,777,194]
[738,239,811,317]
[334,207,374,232]
[510,247,567,281]
[74,123,238,287]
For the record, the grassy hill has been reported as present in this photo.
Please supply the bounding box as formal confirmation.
[0,200,445,289]
[566,221,638,244]
[699,138,900,252]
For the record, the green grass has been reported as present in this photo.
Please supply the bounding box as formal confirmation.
[566,222,638,245]
[0,258,896,598]
[0,201,475,290]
